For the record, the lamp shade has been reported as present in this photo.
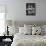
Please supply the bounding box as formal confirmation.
[6,20,12,26]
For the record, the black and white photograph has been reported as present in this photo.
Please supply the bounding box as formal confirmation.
[26,3,36,16]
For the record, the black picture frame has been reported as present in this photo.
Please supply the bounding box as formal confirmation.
[26,3,36,16]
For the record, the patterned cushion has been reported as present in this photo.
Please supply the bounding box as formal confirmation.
[32,26,41,35]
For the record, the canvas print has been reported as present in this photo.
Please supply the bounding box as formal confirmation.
[26,3,36,16]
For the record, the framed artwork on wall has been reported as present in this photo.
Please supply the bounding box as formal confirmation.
[26,3,36,16]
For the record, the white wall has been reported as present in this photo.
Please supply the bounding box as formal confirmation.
[0,0,46,22]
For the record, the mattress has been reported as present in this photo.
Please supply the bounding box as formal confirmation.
[11,33,46,46]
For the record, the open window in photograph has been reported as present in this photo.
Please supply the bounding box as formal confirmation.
[26,3,36,16]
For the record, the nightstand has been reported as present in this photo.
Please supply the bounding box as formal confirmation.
[0,36,13,46]
[3,41,12,46]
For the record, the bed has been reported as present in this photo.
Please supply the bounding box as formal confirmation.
[11,33,46,46]
[11,21,46,46]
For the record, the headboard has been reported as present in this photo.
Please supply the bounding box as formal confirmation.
[6,20,46,27]
[15,21,46,27]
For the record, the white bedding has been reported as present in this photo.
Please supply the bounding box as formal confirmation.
[11,33,46,46]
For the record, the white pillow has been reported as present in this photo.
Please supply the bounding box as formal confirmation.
[8,26,19,36]
[24,27,32,35]
[19,27,32,35]
[32,26,41,35]
[42,25,46,33]
[24,24,32,29]
[41,25,45,35]
[19,27,25,34]
[24,24,32,35]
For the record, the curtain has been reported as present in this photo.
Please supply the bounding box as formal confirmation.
[0,5,5,35]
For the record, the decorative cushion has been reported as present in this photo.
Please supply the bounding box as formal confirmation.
[19,27,32,35]
[42,25,46,33]
[24,24,32,29]
[19,27,25,34]
[32,26,41,35]
[8,26,19,36]
[42,25,46,35]
[24,24,32,35]
[24,27,32,35]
